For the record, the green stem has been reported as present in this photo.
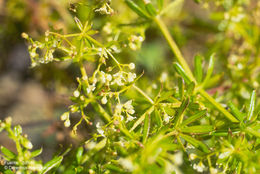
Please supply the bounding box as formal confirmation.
[91,101,111,122]
[199,89,238,122]
[154,16,195,81]
[154,16,239,123]
[130,106,154,132]
[132,84,154,104]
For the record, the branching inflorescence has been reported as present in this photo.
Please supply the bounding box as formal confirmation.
[0,0,259,173]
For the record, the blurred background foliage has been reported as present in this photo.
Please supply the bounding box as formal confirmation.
[0,0,260,172]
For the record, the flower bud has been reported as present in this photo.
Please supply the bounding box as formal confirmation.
[129,63,135,70]
[73,90,80,97]
[61,112,69,121]
[101,96,108,104]
[64,119,71,127]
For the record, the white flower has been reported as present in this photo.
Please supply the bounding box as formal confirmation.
[112,72,125,86]
[21,32,29,39]
[82,75,88,81]
[112,78,124,86]
[115,104,123,114]
[124,100,133,109]
[61,112,69,121]
[138,36,144,42]
[173,151,183,166]
[126,115,136,123]
[160,72,168,82]
[96,122,105,137]
[124,100,135,115]
[163,113,171,123]
[87,84,96,93]
[127,73,136,82]
[100,71,106,83]
[189,153,197,160]
[119,158,134,172]
[129,63,135,70]
[101,96,108,104]
[193,162,206,173]
[73,90,80,97]
[64,119,71,127]
[106,74,112,81]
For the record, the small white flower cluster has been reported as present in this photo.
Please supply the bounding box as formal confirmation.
[163,112,172,124]
[100,71,113,85]
[114,100,136,123]
[193,161,207,173]
[96,122,105,137]
[60,112,70,127]
[188,153,197,160]
[110,71,136,86]
[98,63,136,105]
[22,31,59,67]
[128,35,144,50]
[95,3,114,15]
[86,84,96,94]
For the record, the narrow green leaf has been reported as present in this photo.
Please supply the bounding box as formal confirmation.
[237,162,242,174]
[0,146,16,160]
[211,132,228,136]
[186,81,195,96]
[181,110,207,126]
[118,123,133,139]
[94,138,107,151]
[174,97,190,126]
[145,2,157,17]
[105,164,125,173]
[173,62,191,84]
[245,127,260,138]
[202,53,215,86]
[157,0,164,11]
[181,125,214,133]
[74,17,83,31]
[194,54,203,83]
[76,146,84,164]
[143,114,150,143]
[160,0,184,17]
[40,156,63,174]
[125,0,150,19]
[178,78,184,100]
[227,102,244,122]
[154,108,162,128]
[179,133,210,153]
[157,90,175,103]
[31,148,43,158]
[247,90,256,121]
[203,73,224,89]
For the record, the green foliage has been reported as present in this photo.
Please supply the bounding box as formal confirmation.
[1,0,260,174]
